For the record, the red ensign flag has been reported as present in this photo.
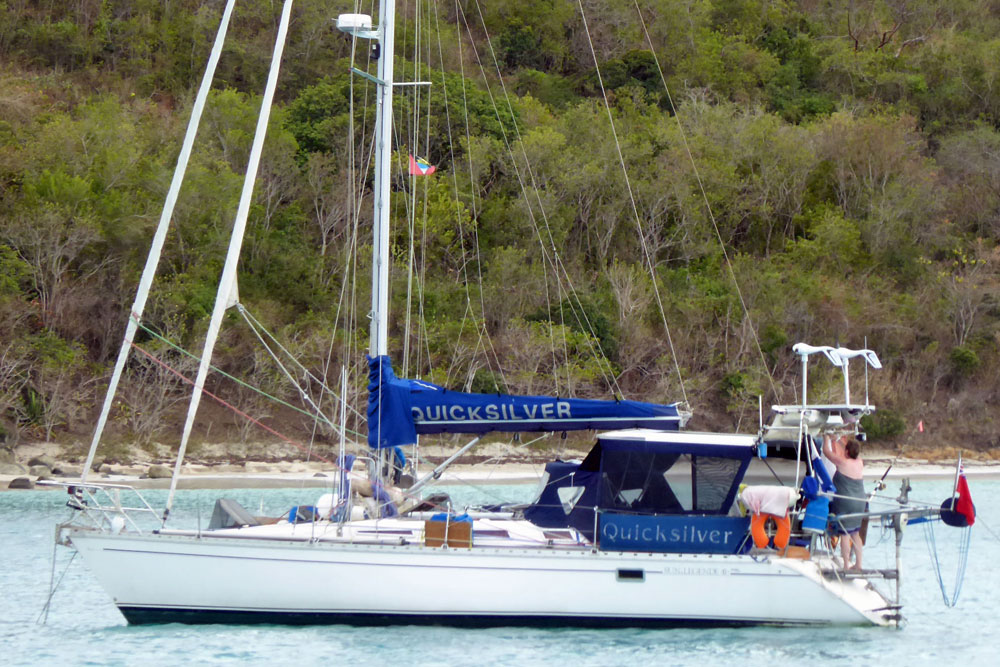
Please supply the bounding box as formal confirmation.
[955,472,976,526]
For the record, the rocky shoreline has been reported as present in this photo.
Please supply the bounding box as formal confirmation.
[0,439,561,490]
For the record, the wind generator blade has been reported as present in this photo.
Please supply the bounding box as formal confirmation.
[792,343,843,367]
[834,347,882,369]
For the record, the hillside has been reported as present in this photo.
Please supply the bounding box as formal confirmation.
[2,1,999,459]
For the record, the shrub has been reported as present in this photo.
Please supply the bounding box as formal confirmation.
[949,346,980,378]
[860,409,906,441]
[470,369,503,394]
[722,370,748,397]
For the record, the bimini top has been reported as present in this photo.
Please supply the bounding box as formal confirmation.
[596,428,760,457]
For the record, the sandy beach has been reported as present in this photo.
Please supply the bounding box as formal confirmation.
[4,440,1000,491]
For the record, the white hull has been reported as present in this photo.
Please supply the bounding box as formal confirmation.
[68,523,894,627]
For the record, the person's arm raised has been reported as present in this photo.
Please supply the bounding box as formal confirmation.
[823,434,847,466]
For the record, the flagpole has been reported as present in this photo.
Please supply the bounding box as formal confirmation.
[951,451,962,511]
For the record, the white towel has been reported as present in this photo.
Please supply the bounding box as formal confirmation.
[740,485,798,516]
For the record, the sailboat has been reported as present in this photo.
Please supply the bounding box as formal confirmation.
[44,0,973,627]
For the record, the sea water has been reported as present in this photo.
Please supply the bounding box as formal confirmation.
[1,479,998,666]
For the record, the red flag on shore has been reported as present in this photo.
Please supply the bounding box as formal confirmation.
[955,470,976,526]
[917,420,924,433]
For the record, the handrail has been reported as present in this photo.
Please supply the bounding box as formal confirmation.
[39,480,160,535]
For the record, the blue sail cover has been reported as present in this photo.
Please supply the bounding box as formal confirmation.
[367,356,686,449]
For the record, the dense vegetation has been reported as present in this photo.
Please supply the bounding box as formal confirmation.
[2,0,1000,455]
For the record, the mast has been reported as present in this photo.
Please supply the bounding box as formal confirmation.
[336,1,396,356]
[336,3,395,481]
[371,0,395,357]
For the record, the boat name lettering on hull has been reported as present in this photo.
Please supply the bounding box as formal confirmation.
[662,567,728,576]
[603,522,733,545]
[600,514,750,554]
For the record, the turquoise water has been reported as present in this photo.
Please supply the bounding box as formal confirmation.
[1,479,998,666]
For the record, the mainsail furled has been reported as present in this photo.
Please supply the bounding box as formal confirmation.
[367,356,688,449]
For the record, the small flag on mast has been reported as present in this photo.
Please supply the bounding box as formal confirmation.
[409,154,436,176]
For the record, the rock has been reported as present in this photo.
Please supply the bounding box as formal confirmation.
[28,454,56,469]
[7,477,33,490]
[29,464,51,477]
[98,463,114,473]
[54,466,81,477]
[91,456,105,472]
[312,472,328,478]
[0,462,27,475]
[0,448,15,465]
[147,464,172,479]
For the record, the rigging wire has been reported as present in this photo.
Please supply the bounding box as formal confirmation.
[575,0,687,404]
[974,514,1000,544]
[468,1,645,399]
[124,339,485,521]
[339,0,379,439]
[132,316,364,434]
[463,0,623,398]
[37,542,76,625]
[418,0,483,391]
[339,1,706,431]
[631,0,779,402]
[388,3,438,381]
[456,0,564,396]
[402,0,421,376]
[419,18,437,382]
[383,0,551,466]
[442,0,510,393]
[470,0,622,397]
[341,7,361,437]
[922,519,971,607]
[237,304,343,436]
[450,0,510,394]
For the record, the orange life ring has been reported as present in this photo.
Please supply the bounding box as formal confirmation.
[750,512,791,549]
